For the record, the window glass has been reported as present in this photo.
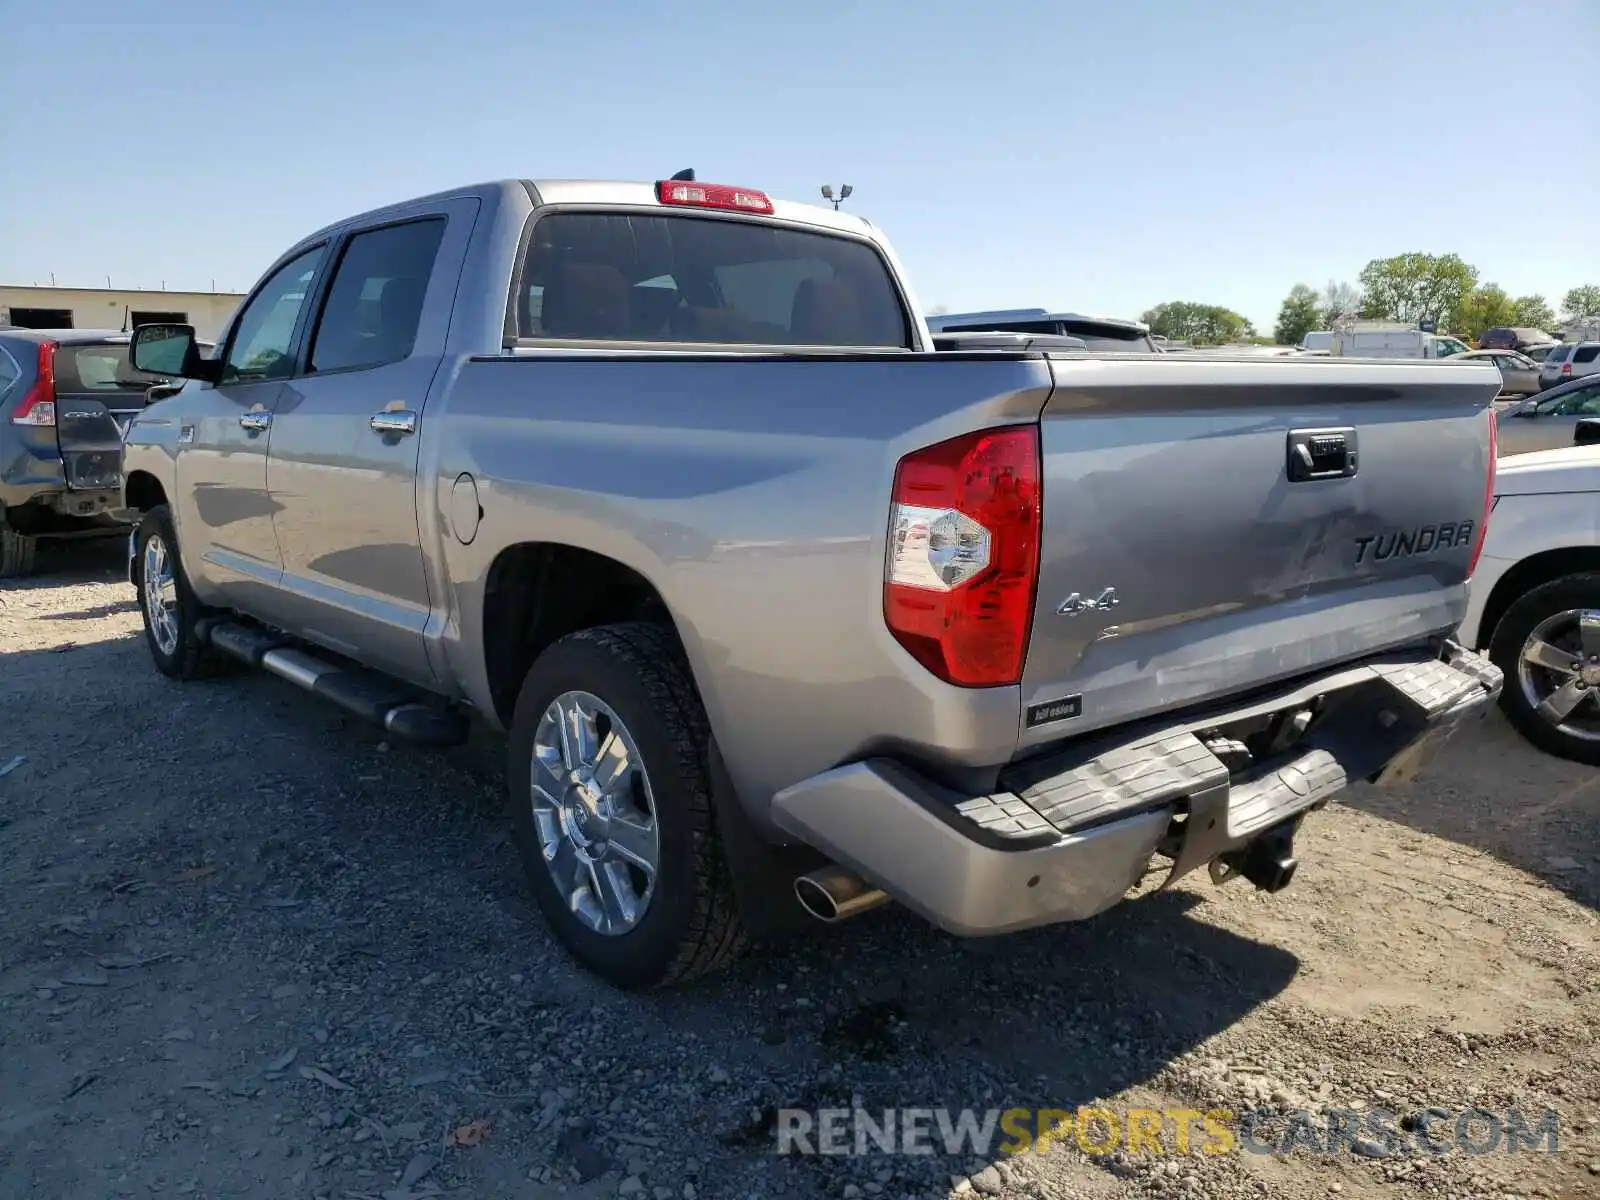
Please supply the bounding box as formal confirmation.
[517,212,910,348]
[52,343,175,390]
[221,246,327,383]
[1574,345,1600,365]
[310,219,446,373]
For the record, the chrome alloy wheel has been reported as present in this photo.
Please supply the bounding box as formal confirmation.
[1518,608,1600,741]
[141,533,180,656]
[529,690,660,935]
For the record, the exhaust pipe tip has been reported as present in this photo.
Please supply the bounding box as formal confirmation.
[794,866,889,924]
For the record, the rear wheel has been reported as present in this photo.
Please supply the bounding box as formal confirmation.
[1488,572,1600,766]
[507,622,744,989]
[0,524,37,579]
[133,505,230,681]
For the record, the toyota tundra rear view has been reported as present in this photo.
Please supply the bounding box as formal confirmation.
[117,175,1504,988]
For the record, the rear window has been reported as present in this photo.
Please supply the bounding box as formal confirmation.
[1541,346,1569,363]
[53,343,162,391]
[515,213,910,348]
[51,341,214,391]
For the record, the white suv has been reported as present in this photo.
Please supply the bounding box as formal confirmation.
[1539,342,1600,390]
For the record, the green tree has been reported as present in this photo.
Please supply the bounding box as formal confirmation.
[1513,294,1556,330]
[1358,253,1478,326]
[1141,301,1255,345]
[1274,284,1323,345]
[1451,284,1519,342]
[1320,280,1363,326]
[1563,285,1600,323]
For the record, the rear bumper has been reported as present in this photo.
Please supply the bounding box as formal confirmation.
[771,640,1501,937]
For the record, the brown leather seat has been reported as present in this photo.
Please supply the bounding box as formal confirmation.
[540,264,632,339]
[789,278,861,345]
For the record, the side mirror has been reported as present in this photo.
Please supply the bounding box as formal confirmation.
[129,323,219,383]
[1575,418,1600,447]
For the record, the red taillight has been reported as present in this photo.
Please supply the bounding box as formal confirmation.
[1467,407,1497,579]
[655,180,774,215]
[884,426,1042,687]
[1562,361,1573,376]
[9,341,58,427]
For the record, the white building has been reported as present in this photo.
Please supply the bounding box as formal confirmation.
[0,285,245,342]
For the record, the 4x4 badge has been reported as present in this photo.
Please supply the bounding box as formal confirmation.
[1058,588,1119,616]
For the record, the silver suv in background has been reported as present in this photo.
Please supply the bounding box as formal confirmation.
[0,328,206,576]
[1539,342,1600,390]
[926,308,1158,352]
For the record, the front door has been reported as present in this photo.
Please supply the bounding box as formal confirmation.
[264,208,468,687]
[174,244,327,614]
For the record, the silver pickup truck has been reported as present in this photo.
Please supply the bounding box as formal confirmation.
[120,175,1504,989]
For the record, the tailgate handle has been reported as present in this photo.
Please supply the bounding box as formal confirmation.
[1287,427,1358,481]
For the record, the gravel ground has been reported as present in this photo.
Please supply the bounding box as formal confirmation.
[2,540,1598,1200]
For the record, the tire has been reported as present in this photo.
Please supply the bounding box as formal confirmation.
[507,622,745,989]
[132,505,230,681]
[1488,571,1600,766]
[0,524,37,579]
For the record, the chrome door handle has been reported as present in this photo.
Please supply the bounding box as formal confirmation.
[239,411,272,432]
[370,410,417,436]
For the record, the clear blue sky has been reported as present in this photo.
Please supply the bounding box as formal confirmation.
[5,0,1596,332]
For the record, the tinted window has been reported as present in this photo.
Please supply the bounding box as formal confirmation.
[516,213,910,348]
[1575,345,1600,364]
[1543,346,1572,364]
[222,246,327,383]
[53,342,175,391]
[0,344,18,397]
[311,219,446,373]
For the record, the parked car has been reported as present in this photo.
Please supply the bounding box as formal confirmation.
[1495,374,1600,455]
[926,308,1158,352]
[1455,348,1541,396]
[1458,445,1600,764]
[119,175,1501,989]
[0,328,209,576]
[1477,326,1556,353]
[1330,325,1471,359]
[1539,342,1600,390]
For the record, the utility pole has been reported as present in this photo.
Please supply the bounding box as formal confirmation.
[819,184,853,211]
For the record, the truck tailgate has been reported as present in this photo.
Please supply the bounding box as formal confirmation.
[1020,355,1499,747]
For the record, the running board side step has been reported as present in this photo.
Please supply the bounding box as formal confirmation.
[199,619,469,747]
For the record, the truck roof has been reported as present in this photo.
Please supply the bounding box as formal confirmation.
[294,178,878,251]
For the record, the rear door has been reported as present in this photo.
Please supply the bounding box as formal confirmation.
[263,200,475,687]
[1019,355,1499,748]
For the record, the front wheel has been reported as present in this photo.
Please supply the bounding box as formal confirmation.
[507,623,745,989]
[1488,572,1600,766]
[133,505,230,681]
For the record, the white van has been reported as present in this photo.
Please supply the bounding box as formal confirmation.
[1330,325,1470,360]
[1299,331,1334,353]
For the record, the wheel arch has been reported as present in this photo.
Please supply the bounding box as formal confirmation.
[123,469,168,514]
[1475,547,1600,650]
[480,541,687,728]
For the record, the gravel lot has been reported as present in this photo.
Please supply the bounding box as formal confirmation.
[2,541,1598,1200]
